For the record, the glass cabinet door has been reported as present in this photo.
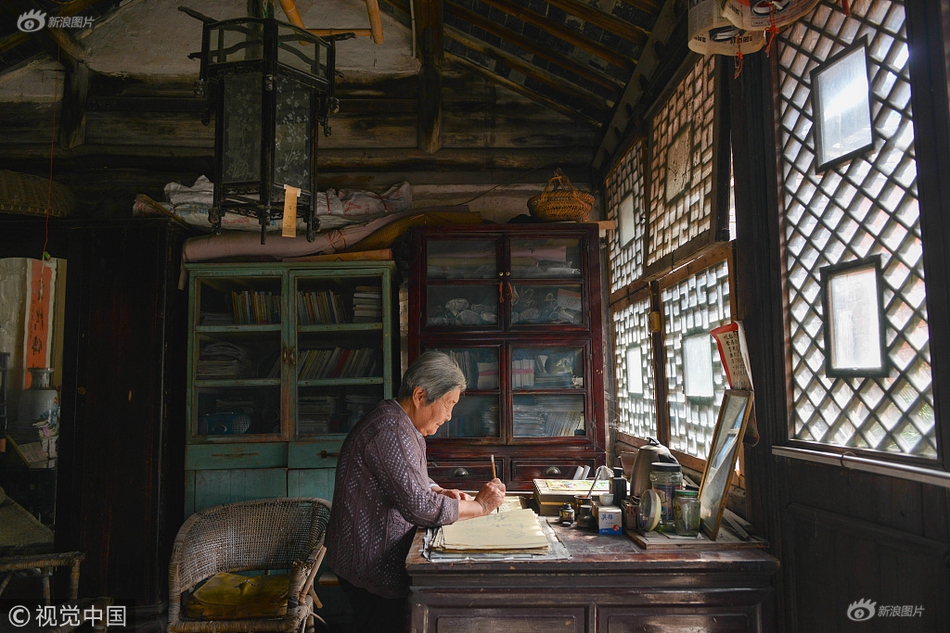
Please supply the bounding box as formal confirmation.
[293,272,389,438]
[428,346,500,439]
[425,239,500,329]
[509,237,583,279]
[509,237,586,327]
[191,275,284,439]
[511,345,586,438]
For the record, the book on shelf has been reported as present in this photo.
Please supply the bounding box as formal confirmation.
[231,291,280,325]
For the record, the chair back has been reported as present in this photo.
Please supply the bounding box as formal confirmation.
[167,497,331,630]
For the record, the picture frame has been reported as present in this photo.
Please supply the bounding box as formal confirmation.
[820,255,889,378]
[811,37,874,171]
[698,389,754,540]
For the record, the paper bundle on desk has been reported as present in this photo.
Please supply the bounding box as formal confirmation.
[431,508,550,554]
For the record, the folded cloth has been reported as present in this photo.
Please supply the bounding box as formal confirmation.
[180,206,478,266]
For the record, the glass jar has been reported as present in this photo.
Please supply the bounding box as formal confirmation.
[559,502,575,526]
[649,462,683,530]
[673,489,701,536]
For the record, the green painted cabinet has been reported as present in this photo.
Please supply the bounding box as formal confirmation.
[183,261,398,514]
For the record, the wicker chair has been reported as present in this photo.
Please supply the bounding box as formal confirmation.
[167,497,331,633]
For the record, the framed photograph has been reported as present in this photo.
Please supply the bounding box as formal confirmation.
[618,192,636,247]
[820,255,888,378]
[665,125,692,202]
[698,389,754,540]
[683,332,714,400]
[811,37,874,171]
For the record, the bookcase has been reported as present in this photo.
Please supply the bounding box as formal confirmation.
[184,261,398,514]
[408,224,606,491]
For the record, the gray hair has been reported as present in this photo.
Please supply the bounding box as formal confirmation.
[398,351,467,403]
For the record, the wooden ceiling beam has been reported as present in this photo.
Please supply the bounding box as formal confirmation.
[446,25,612,119]
[616,0,662,14]
[468,0,635,73]
[447,51,603,128]
[445,2,623,96]
[543,0,649,46]
[413,0,444,154]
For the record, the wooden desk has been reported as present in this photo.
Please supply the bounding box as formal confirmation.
[407,521,779,633]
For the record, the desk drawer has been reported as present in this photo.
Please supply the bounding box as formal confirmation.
[510,459,597,489]
[428,461,495,491]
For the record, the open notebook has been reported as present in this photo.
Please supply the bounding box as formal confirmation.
[431,506,551,554]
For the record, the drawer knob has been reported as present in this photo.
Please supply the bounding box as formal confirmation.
[452,467,470,478]
[545,466,562,476]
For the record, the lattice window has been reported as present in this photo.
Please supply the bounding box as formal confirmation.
[612,292,655,439]
[660,259,732,460]
[606,141,647,292]
[648,55,718,268]
[777,0,935,457]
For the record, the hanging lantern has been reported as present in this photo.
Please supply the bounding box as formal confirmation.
[192,12,342,243]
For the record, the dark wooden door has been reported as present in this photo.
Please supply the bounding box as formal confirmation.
[54,219,187,616]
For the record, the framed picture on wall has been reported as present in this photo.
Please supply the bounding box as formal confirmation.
[820,255,888,378]
[811,37,874,171]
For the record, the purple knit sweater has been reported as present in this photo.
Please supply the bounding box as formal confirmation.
[325,399,459,598]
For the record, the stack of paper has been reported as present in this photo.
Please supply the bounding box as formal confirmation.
[431,508,550,554]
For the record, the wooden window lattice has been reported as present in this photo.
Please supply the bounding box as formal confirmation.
[648,55,718,269]
[778,0,935,457]
[606,142,647,293]
[661,259,732,461]
[612,293,655,439]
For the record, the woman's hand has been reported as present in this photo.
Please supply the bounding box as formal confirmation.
[432,486,472,501]
[458,478,506,519]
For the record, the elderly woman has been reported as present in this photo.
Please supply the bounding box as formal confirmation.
[325,351,506,632]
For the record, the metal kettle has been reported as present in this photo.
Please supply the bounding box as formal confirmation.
[629,437,676,499]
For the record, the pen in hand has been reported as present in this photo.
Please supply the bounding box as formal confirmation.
[491,454,499,513]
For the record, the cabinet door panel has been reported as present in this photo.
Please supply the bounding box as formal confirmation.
[288,468,335,500]
[602,608,759,633]
[192,468,287,511]
[427,609,583,633]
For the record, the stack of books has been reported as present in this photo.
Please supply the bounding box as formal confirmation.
[352,285,382,323]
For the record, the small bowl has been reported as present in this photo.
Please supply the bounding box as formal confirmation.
[599,493,614,506]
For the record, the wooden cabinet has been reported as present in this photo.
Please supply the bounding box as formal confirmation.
[409,224,606,490]
[183,261,397,514]
[407,526,779,633]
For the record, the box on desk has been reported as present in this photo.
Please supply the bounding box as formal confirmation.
[533,478,610,516]
[597,505,622,534]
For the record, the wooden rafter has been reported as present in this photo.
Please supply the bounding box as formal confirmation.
[444,1,624,96]
[543,0,649,46]
[447,51,603,128]
[471,0,635,73]
[446,24,612,119]
[616,0,662,14]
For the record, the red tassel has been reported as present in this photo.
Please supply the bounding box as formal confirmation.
[765,3,779,57]
[734,36,745,79]
[842,0,850,16]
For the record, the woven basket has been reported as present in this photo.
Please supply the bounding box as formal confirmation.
[527,169,594,222]
[0,170,77,217]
